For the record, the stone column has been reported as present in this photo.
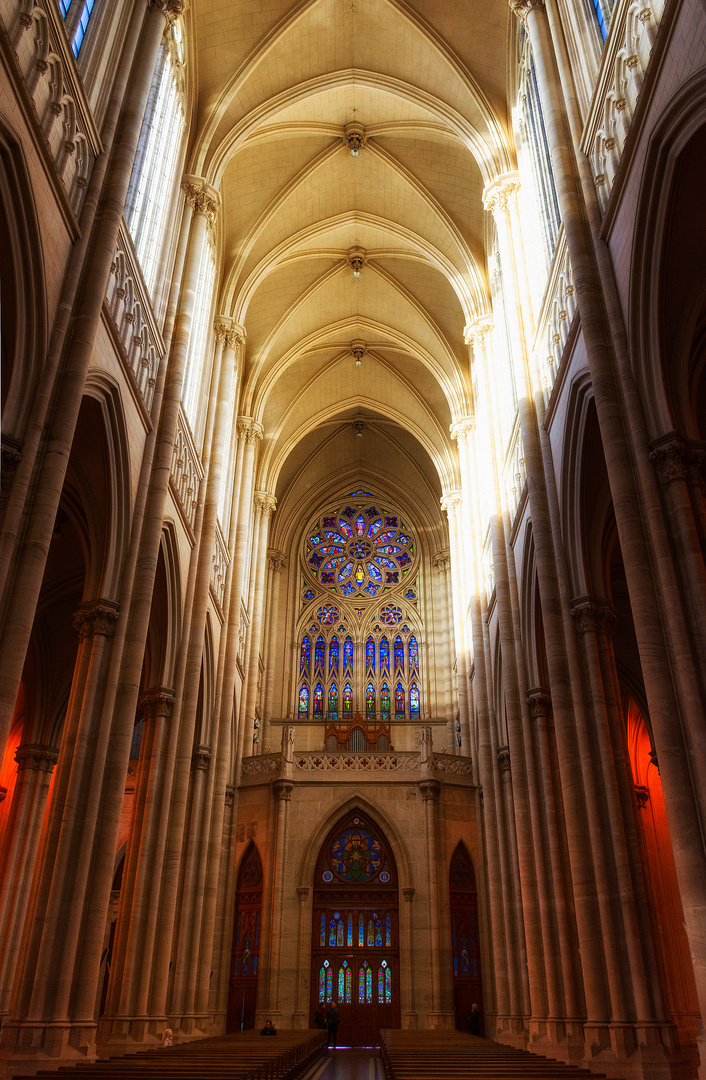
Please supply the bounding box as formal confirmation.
[440,495,472,744]
[292,885,311,1028]
[261,550,287,753]
[401,887,418,1029]
[419,761,449,1027]
[432,551,455,751]
[0,0,182,758]
[266,767,294,1024]
[0,744,58,1020]
[240,494,277,763]
[513,0,706,1049]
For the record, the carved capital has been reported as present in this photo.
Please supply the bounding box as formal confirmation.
[464,317,494,351]
[402,887,415,903]
[297,886,310,901]
[149,0,185,25]
[225,784,235,807]
[482,173,521,215]
[527,687,552,719]
[419,779,441,802]
[450,418,476,445]
[649,435,689,484]
[635,785,649,809]
[73,600,120,640]
[570,596,618,637]
[268,549,287,573]
[236,417,264,444]
[138,687,175,723]
[1,436,22,490]
[440,491,463,517]
[182,176,220,223]
[191,744,212,772]
[15,744,59,774]
[508,0,545,21]
[497,745,511,772]
[432,550,451,573]
[273,779,294,802]
[254,491,277,518]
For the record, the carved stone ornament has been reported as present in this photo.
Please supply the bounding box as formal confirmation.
[237,417,264,444]
[419,779,440,802]
[254,491,277,518]
[440,492,463,517]
[403,887,415,902]
[149,0,185,25]
[527,687,552,718]
[138,687,175,723]
[225,784,235,807]
[570,596,618,637]
[73,600,120,640]
[649,434,706,490]
[497,745,511,772]
[182,178,219,224]
[450,418,476,445]
[297,886,310,900]
[273,779,294,802]
[432,550,451,573]
[191,744,212,772]
[482,174,522,215]
[15,744,59,773]
[1,436,22,490]
[508,0,545,21]
[268,549,287,573]
[635,785,650,809]
[464,317,494,352]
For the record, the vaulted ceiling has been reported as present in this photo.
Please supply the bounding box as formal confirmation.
[188,0,515,525]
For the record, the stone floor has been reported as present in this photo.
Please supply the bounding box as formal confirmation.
[306,1049,385,1080]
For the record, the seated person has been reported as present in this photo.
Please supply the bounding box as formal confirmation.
[260,1019,277,1036]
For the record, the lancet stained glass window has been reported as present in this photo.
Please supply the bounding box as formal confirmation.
[408,636,419,671]
[314,683,324,719]
[343,682,353,717]
[329,636,339,674]
[395,683,405,719]
[366,637,375,670]
[343,637,353,670]
[300,637,310,676]
[366,682,376,717]
[381,682,390,720]
[380,637,389,671]
[315,636,325,670]
[298,684,309,719]
[328,682,338,719]
[394,636,404,671]
[410,682,420,719]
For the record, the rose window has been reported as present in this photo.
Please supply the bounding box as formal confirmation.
[305,496,416,599]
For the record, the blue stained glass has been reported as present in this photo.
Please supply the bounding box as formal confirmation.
[339,519,353,538]
[338,562,353,581]
[453,956,458,976]
[343,682,353,716]
[71,0,95,56]
[309,534,323,546]
[408,636,419,670]
[410,683,420,719]
[380,637,389,670]
[359,914,364,946]
[339,967,345,1000]
[358,965,366,1002]
[314,683,324,718]
[385,517,397,526]
[320,966,326,1001]
[337,918,344,946]
[378,967,384,1002]
[355,515,366,535]
[321,914,326,946]
[369,519,382,536]
[394,637,404,671]
[375,919,382,946]
[330,920,336,946]
[368,564,383,582]
[322,573,335,584]
[328,682,338,719]
[381,683,390,720]
[398,533,411,545]
[365,582,379,595]
[317,545,343,555]
[366,506,378,519]
[322,556,347,570]
[327,968,333,1000]
[298,684,309,719]
[309,553,324,567]
[593,0,607,38]
[323,517,337,527]
[345,965,352,1003]
[366,683,376,717]
[329,637,339,674]
[344,637,353,669]
[378,544,403,555]
[300,637,310,675]
[386,572,399,584]
[330,828,383,882]
[315,636,325,669]
[366,966,372,1003]
[386,913,391,946]
[323,531,346,544]
[342,506,355,519]
[348,913,353,947]
[366,638,375,669]
[375,556,397,570]
[385,967,391,1003]
[398,553,411,566]
[60,0,71,14]
[395,683,405,719]
[342,582,355,595]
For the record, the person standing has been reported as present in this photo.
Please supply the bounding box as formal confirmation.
[467,1003,481,1036]
[325,1001,340,1049]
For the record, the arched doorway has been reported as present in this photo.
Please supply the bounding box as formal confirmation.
[311,809,400,1047]
[449,843,483,1032]
[226,842,263,1032]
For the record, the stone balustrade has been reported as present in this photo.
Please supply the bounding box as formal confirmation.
[170,408,203,534]
[531,229,577,409]
[503,416,527,526]
[210,520,230,614]
[240,748,474,784]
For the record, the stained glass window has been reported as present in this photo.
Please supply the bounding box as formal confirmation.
[377,966,384,1003]
[315,636,325,670]
[300,637,310,676]
[345,963,352,1003]
[343,682,353,717]
[305,502,415,599]
[329,919,336,947]
[327,967,333,1000]
[339,961,352,1003]
[367,917,375,946]
[366,682,376,717]
[317,604,340,624]
[359,962,372,1003]
[380,637,389,670]
[298,684,309,719]
[380,682,390,721]
[366,637,375,670]
[329,636,339,674]
[330,827,383,882]
[319,965,326,1002]
[380,604,403,624]
[385,963,392,1003]
[320,914,326,946]
[386,913,392,946]
[408,636,419,671]
[359,913,364,946]
[328,682,338,719]
[394,636,404,671]
[343,637,353,670]
[314,682,324,719]
[348,913,353,947]
[410,682,420,719]
[395,683,405,719]
[375,918,382,946]
[337,918,344,946]
[366,964,372,1002]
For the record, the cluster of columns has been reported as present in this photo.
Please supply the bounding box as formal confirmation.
[438,0,706,1074]
[0,1,281,1071]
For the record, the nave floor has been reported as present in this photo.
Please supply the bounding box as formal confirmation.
[304,1050,385,1080]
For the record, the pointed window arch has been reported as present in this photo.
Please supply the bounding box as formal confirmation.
[380,636,389,671]
[395,683,405,719]
[313,682,324,719]
[366,682,376,718]
[366,637,375,670]
[314,636,325,671]
[394,636,404,672]
[298,684,309,719]
[329,635,339,674]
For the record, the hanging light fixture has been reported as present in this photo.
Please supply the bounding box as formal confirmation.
[344,122,365,158]
[348,246,366,279]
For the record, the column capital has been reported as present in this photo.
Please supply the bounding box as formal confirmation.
[191,744,212,772]
[403,887,415,902]
[508,0,545,22]
[236,416,264,444]
[464,316,495,350]
[297,886,310,901]
[225,784,236,807]
[526,687,552,718]
[138,687,175,721]
[254,491,277,518]
[182,175,220,223]
[273,779,294,802]
[482,172,521,215]
[419,778,441,802]
[570,595,618,637]
[497,745,511,772]
[432,549,451,573]
[148,0,185,26]
[450,417,476,444]
[73,599,120,640]
[268,549,287,573]
[648,432,706,487]
[15,744,59,773]
[440,490,463,516]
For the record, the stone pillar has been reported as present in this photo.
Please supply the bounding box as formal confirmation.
[419,764,446,1026]
[401,887,418,1029]
[432,551,455,752]
[440,494,472,743]
[240,493,277,762]
[0,744,58,1020]
[0,0,182,758]
[265,771,294,1024]
[261,550,287,752]
[292,885,311,1028]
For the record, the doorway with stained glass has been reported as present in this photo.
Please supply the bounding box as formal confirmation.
[311,810,400,1046]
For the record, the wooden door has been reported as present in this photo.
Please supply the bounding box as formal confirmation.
[449,843,484,1032]
[311,811,400,1046]
[226,843,262,1032]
